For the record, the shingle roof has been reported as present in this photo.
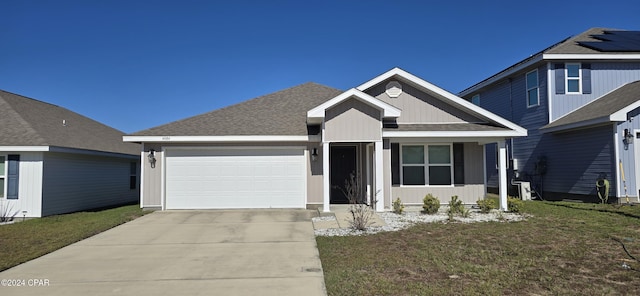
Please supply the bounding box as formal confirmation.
[545,28,640,55]
[130,82,343,136]
[0,90,139,155]
[460,28,639,96]
[541,80,640,131]
[384,123,512,132]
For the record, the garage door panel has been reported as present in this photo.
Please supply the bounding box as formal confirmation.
[165,148,305,209]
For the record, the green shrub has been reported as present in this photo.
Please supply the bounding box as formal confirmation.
[447,195,466,220]
[507,197,523,213]
[477,198,497,213]
[392,197,405,214]
[422,194,440,214]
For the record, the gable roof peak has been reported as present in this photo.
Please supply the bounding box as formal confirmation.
[306,88,401,124]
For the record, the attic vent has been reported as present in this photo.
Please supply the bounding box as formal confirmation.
[385,81,402,98]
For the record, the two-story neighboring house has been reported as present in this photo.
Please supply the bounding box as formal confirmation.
[460,28,640,203]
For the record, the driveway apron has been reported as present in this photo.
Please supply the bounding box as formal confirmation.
[0,210,326,296]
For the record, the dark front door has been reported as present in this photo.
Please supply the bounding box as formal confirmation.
[330,145,357,204]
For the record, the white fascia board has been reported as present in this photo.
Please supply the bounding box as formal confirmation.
[543,54,640,60]
[48,146,139,158]
[383,130,527,138]
[610,99,640,121]
[356,67,403,91]
[459,55,544,97]
[123,135,315,143]
[307,88,401,120]
[358,68,528,135]
[387,136,513,145]
[0,146,50,152]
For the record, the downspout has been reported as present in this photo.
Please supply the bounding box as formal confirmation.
[508,78,515,179]
[613,123,622,199]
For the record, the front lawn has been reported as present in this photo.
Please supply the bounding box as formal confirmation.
[317,201,640,295]
[0,204,148,271]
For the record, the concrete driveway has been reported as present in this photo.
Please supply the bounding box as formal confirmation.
[0,210,326,296]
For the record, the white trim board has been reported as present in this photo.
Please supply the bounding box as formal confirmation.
[124,135,318,143]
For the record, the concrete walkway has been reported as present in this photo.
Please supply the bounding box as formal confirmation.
[312,206,388,230]
[0,210,325,296]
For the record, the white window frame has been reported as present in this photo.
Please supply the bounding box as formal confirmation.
[471,94,480,105]
[0,155,5,198]
[526,69,539,107]
[565,63,582,94]
[400,144,453,187]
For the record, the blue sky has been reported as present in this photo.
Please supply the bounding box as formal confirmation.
[1,0,639,133]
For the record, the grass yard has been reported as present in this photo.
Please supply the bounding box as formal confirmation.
[317,201,640,295]
[0,204,148,271]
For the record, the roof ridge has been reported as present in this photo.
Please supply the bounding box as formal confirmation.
[0,90,49,145]
[130,82,341,135]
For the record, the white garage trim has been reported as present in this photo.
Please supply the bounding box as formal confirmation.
[162,146,307,209]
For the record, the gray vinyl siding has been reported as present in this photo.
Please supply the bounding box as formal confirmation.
[324,98,382,142]
[618,106,640,198]
[0,151,44,217]
[307,142,323,205]
[473,65,550,191]
[550,62,640,121]
[142,143,163,207]
[41,152,139,216]
[367,80,483,124]
[541,125,615,197]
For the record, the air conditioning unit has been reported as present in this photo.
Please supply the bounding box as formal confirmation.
[513,181,532,201]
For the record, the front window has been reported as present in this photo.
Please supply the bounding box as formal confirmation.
[0,156,5,198]
[401,145,452,186]
[401,145,425,185]
[471,94,480,105]
[566,63,581,93]
[526,70,539,107]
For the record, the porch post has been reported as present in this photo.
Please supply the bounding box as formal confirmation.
[322,141,331,212]
[374,140,384,212]
[498,140,508,211]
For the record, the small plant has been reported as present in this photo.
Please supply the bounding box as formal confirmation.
[348,204,375,230]
[336,172,374,230]
[507,197,523,213]
[0,202,18,223]
[477,198,497,213]
[461,207,471,218]
[392,197,405,214]
[446,196,468,220]
[422,194,440,214]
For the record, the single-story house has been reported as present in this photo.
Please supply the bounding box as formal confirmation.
[0,90,140,218]
[124,68,527,212]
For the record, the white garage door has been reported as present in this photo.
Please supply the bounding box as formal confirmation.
[165,148,306,209]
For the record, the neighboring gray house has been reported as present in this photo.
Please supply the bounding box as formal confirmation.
[460,28,640,202]
[124,68,526,212]
[0,90,140,217]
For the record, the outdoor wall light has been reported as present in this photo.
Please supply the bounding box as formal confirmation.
[148,149,156,168]
[311,148,319,161]
[624,129,634,148]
